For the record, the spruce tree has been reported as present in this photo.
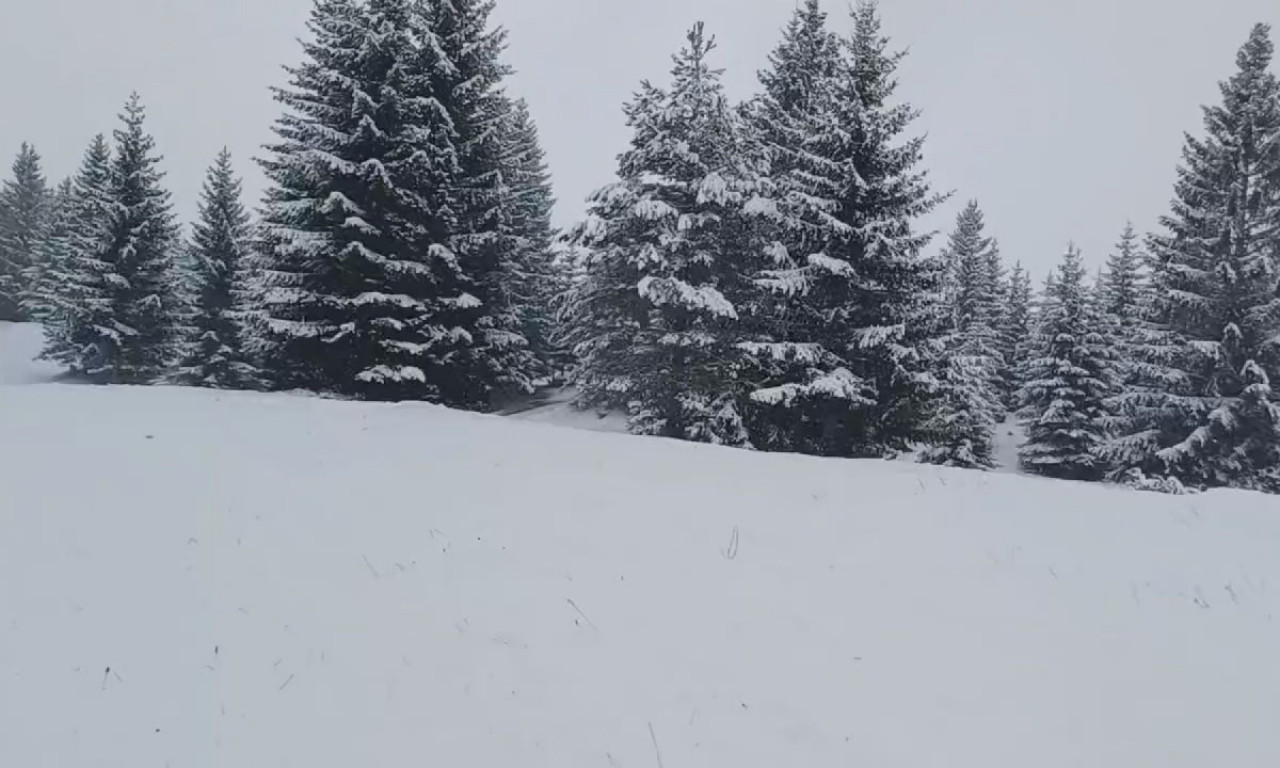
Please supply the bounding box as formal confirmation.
[95,94,186,383]
[427,0,556,408]
[743,0,944,457]
[255,0,475,401]
[999,261,1034,404]
[0,143,51,321]
[39,134,114,372]
[920,201,1004,468]
[21,178,74,322]
[1100,223,1145,328]
[562,23,772,446]
[1018,246,1118,480]
[1110,25,1280,493]
[174,150,260,388]
[495,98,563,387]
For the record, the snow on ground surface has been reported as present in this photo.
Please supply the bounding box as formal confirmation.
[3,329,1280,767]
[0,322,61,385]
[508,387,630,434]
[993,415,1027,474]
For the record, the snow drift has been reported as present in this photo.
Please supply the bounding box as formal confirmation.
[2,322,1278,767]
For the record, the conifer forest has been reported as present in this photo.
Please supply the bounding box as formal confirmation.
[3,0,1280,495]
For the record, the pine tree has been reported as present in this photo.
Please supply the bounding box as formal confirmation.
[1018,246,1118,481]
[742,0,944,458]
[174,150,261,388]
[562,23,773,446]
[920,202,1004,468]
[999,261,1034,403]
[495,98,564,386]
[21,178,74,322]
[93,94,186,383]
[1110,25,1280,493]
[425,0,563,408]
[1100,222,1145,328]
[0,143,51,321]
[39,134,114,372]
[255,0,477,401]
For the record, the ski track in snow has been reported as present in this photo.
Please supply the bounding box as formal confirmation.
[3,321,1279,767]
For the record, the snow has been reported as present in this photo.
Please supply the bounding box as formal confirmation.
[0,322,61,385]
[992,415,1028,474]
[3,337,1280,767]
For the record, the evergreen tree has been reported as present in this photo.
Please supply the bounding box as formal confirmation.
[94,94,186,382]
[562,23,772,446]
[743,0,944,457]
[39,135,113,371]
[428,0,543,408]
[1018,245,1118,480]
[39,96,184,385]
[174,150,261,388]
[0,143,51,321]
[999,261,1034,403]
[1110,25,1280,493]
[1100,222,1146,328]
[254,0,473,401]
[21,178,74,322]
[920,202,1004,468]
[495,98,564,386]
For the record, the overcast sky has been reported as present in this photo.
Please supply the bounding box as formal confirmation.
[1,0,1276,278]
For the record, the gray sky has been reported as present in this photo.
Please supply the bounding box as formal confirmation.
[1,0,1276,279]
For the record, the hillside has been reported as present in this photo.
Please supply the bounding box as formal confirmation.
[2,322,1279,767]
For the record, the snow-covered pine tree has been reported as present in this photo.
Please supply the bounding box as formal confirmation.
[1100,223,1145,328]
[39,135,113,371]
[561,23,773,446]
[174,150,261,389]
[89,94,186,383]
[1109,25,1280,493]
[0,143,51,321]
[920,201,1004,468]
[999,261,1034,404]
[742,0,945,458]
[255,0,477,401]
[494,97,564,387]
[1096,222,1147,390]
[1017,245,1118,481]
[425,0,554,408]
[21,178,73,322]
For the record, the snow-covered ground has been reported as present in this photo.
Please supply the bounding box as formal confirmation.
[3,321,1280,767]
[0,321,61,385]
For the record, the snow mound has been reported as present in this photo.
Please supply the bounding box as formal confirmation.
[0,322,61,385]
[2,381,1279,767]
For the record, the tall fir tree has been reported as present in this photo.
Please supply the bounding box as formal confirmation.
[743,0,944,458]
[1018,245,1119,480]
[0,143,51,321]
[39,135,113,370]
[562,23,773,446]
[920,202,1005,468]
[999,261,1034,404]
[1110,25,1280,493]
[174,150,261,388]
[428,0,542,408]
[97,94,186,382]
[495,98,563,386]
[39,97,185,384]
[21,177,74,322]
[254,0,475,401]
[1100,222,1145,328]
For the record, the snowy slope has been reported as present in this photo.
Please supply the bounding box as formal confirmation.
[2,341,1280,767]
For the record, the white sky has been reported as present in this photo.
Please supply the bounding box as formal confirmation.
[1,0,1276,278]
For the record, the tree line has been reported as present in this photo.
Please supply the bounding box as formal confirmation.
[0,0,1277,494]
